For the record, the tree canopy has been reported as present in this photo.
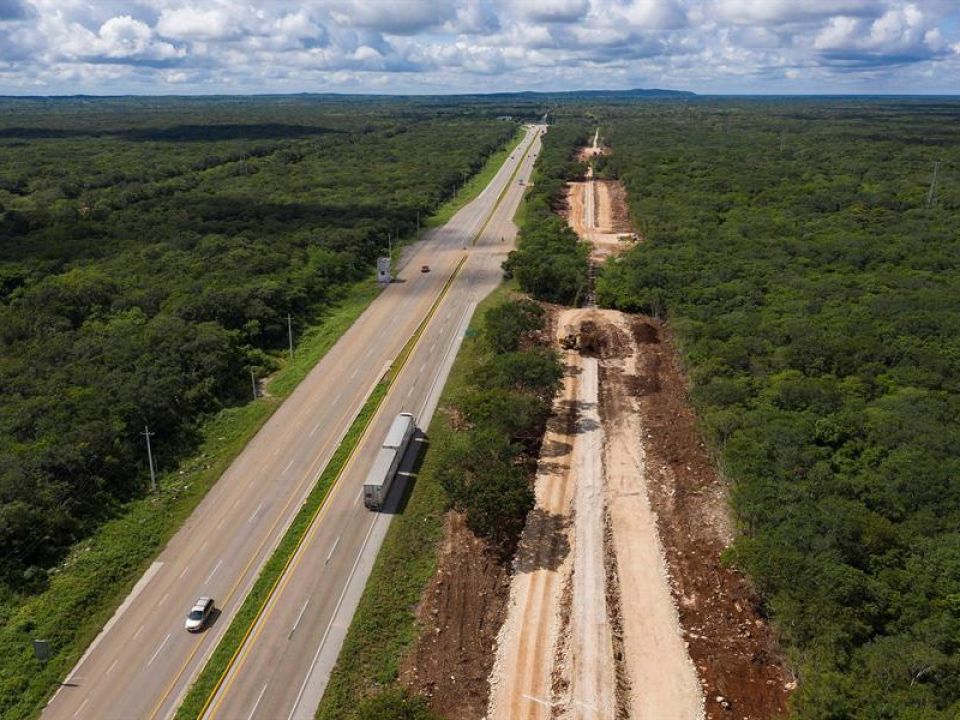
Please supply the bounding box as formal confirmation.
[596,98,960,718]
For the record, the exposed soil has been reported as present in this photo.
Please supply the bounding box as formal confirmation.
[398,512,511,720]
[625,316,794,718]
[559,137,793,718]
[565,176,638,264]
[487,357,580,720]
[561,308,704,720]
[400,135,793,720]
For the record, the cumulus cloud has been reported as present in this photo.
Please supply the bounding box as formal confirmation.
[814,2,947,66]
[0,0,957,93]
[156,5,246,41]
[520,0,591,24]
[326,0,456,35]
[710,0,885,25]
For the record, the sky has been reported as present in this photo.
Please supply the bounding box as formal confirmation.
[0,0,958,95]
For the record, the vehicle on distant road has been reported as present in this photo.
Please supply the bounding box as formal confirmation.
[185,596,214,632]
[421,264,430,273]
[363,412,416,510]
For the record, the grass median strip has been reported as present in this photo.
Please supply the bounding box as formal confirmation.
[177,256,469,720]
[316,281,519,720]
[175,376,388,720]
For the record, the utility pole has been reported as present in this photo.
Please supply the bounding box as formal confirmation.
[141,425,156,493]
[927,160,942,207]
[287,313,294,359]
[250,368,258,400]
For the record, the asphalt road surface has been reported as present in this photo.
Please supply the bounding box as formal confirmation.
[42,124,544,720]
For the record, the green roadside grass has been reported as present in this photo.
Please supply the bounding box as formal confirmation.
[0,127,521,720]
[176,255,468,720]
[424,126,524,230]
[0,281,379,720]
[316,280,520,720]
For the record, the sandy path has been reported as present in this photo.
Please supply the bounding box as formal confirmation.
[600,313,705,720]
[558,356,616,719]
[487,358,580,720]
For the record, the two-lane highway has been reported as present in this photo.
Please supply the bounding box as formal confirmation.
[42,124,543,720]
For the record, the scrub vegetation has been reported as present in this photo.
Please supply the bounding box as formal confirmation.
[317,288,562,720]
[503,122,591,304]
[596,99,960,718]
[0,96,518,719]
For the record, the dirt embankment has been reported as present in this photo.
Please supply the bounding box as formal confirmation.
[398,512,511,719]
[583,309,793,718]
[561,134,794,718]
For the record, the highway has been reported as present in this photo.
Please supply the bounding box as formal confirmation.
[41,124,542,720]
[199,125,542,720]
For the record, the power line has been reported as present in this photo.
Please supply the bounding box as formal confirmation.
[141,425,157,493]
[287,313,294,359]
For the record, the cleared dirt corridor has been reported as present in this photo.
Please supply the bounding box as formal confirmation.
[487,310,704,720]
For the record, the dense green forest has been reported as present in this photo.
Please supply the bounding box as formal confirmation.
[596,100,960,718]
[0,97,516,597]
[503,122,590,304]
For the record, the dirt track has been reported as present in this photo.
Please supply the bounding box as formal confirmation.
[401,131,792,720]
[486,356,579,719]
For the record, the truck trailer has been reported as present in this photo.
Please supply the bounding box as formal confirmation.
[363,412,416,510]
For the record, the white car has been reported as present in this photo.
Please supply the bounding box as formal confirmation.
[185,596,214,632]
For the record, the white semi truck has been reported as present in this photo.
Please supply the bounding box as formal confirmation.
[363,412,416,510]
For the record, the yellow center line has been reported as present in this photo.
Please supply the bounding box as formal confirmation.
[200,254,468,720]
[184,125,528,720]
[471,125,538,246]
[144,399,360,720]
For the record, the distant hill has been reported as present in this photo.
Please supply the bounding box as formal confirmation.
[466,88,695,100]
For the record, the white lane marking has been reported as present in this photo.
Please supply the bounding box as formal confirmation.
[216,517,226,530]
[309,422,321,438]
[158,592,169,608]
[248,502,263,523]
[246,683,269,720]
[205,559,224,584]
[445,312,451,320]
[353,492,362,507]
[286,517,378,720]
[132,624,145,640]
[232,498,240,509]
[178,565,190,580]
[73,698,89,718]
[350,368,358,379]
[198,540,208,553]
[364,348,373,359]
[289,599,311,639]
[325,537,340,565]
[106,659,119,676]
[60,561,164,689]
[406,386,414,399]
[147,633,170,667]
[419,362,426,374]
[429,343,436,353]
[282,458,295,475]
[333,391,342,403]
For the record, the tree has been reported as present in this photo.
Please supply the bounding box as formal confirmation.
[483,298,544,353]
